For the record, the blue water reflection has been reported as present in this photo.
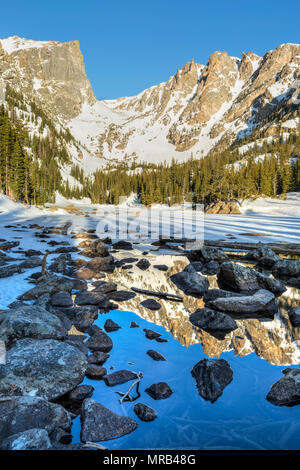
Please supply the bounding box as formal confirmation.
[72,309,300,450]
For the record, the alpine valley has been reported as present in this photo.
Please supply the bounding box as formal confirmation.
[0,35,300,205]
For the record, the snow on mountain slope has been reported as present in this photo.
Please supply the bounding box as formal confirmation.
[1,36,300,174]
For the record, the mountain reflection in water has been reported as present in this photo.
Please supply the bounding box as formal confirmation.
[107,253,300,365]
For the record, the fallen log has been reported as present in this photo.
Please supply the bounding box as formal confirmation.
[131,287,183,302]
[203,240,300,256]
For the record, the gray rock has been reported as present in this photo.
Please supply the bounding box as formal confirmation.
[0,305,66,342]
[144,329,162,340]
[189,308,238,333]
[208,289,275,314]
[136,259,150,271]
[288,306,300,327]
[191,358,233,402]
[134,403,157,422]
[61,305,98,329]
[200,261,220,275]
[147,350,166,361]
[130,321,140,328]
[85,364,107,380]
[112,240,133,250]
[0,264,23,278]
[0,428,52,450]
[104,370,138,386]
[19,275,74,300]
[92,281,117,293]
[87,351,110,365]
[0,395,72,442]
[145,382,173,400]
[20,256,42,269]
[95,241,109,257]
[253,246,280,268]
[80,398,138,442]
[108,290,136,301]
[51,291,73,307]
[153,264,168,271]
[104,319,121,332]
[86,256,114,272]
[140,299,162,310]
[33,293,52,310]
[64,335,89,356]
[266,368,300,406]
[188,246,228,263]
[75,290,106,306]
[272,259,300,279]
[49,253,71,274]
[218,262,286,295]
[86,327,113,353]
[170,264,209,297]
[203,288,244,303]
[0,339,87,400]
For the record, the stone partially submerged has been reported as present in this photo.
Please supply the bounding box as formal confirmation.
[0,338,87,400]
[189,308,238,335]
[0,305,67,343]
[266,368,300,406]
[80,398,138,442]
[170,264,209,297]
[217,262,286,295]
[208,289,275,315]
[191,358,233,403]
[0,395,72,443]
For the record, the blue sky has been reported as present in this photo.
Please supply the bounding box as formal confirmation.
[1,0,300,99]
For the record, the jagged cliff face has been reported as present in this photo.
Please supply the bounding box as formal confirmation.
[0,36,300,171]
[0,36,96,121]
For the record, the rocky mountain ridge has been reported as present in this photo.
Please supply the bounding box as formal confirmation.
[0,36,300,178]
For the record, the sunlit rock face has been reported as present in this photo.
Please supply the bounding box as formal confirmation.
[0,36,96,120]
[107,252,300,365]
[1,37,300,168]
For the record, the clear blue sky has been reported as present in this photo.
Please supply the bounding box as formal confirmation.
[1,0,300,100]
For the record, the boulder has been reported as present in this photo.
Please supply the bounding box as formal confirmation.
[191,358,233,402]
[0,395,72,442]
[140,299,162,310]
[0,339,87,400]
[86,327,113,353]
[85,364,107,380]
[266,368,300,406]
[145,382,173,400]
[288,307,300,327]
[203,288,244,303]
[208,289,275,315]
[170,265,209,297]
[153,264,168,272]
[112,240,133,250]
[58,384,94,414]
[272,259,300,280]
[133,403,157,422]
[51,291,73,307]
[104,370,138,387]
[20,256,42,269]
[0,264,23,278]
[86,256,114,272]
[218,262,286,295]
[104,319,121,332]
[87,351,110,365]
[130,321,140,328]
[19,275,74,300]
[188,246,228,263]
[75,290,106,306]
[49,254,71,274]
[108,290,136,301]
[189,308,238,333]
[252,246,280,268]
[144,329,162,340]
[136,259,150,271]
[61,306,98,329]
[80,399,137,442]
[92,281,117,293]
[0,428,52,450]
[147,350,166,361]
[0,305,67,342]
[200,261,220,275]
